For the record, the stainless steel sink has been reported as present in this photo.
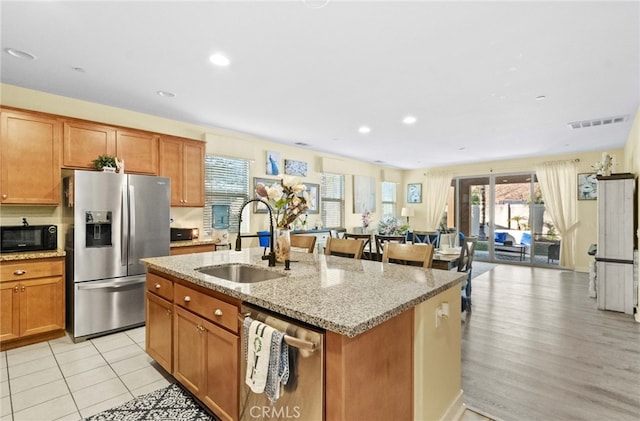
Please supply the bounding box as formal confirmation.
[195,264,284,283]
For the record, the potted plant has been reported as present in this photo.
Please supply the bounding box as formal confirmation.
[93,155,118,172]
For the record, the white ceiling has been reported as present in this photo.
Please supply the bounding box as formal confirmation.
[1,1,639,170]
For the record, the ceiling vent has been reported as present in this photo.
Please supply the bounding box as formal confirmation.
[568,115,629,129]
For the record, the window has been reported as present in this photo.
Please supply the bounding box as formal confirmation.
[203,155,249,234]
[381,182,397,218]
[321,173,344,228]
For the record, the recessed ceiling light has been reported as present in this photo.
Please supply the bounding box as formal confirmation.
[358,126,371,134]
[5,48,36,60]
[209,53,230,67]
[535,95,546,101]
[156,90,176,98]
[403,116,417,125]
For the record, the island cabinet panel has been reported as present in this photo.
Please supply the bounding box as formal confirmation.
[62,120,116,168]
[0,109,62,204]
[170,244,215,255]
[325,308,414,421]
[159,136,205,207]
[0,258,65,351]
[146,292,173,372]
[115,129,158,174]
[173,305,207,395]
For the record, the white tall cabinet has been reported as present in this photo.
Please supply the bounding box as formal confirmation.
[596,173,637,314]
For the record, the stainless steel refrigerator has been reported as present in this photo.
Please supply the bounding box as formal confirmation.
[64,170,170,341]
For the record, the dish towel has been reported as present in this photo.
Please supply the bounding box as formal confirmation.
[244,317,290,402]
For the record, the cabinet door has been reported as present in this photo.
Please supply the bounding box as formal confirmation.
[173,305,206,396]
[183,141,205,206]
[202,317,239,421]
[158,137,184,205]
[146,292,173,372]
[63,120,116,168]
[116,129,158,174]
[0,110,61,204]
[19,276,65,337]
[0,281,20,342]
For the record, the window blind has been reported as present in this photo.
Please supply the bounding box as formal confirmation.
[321,173,344,228]
[381,181,397,218]
[204,155,249,233]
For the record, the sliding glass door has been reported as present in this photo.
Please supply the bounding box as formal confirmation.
[454,173,560,267]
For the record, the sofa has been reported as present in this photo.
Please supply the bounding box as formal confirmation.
[494,229,531,260]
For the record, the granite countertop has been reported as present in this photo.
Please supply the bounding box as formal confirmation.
[142,248,465,338]
[171,238,219,248]
[0,250,66,262]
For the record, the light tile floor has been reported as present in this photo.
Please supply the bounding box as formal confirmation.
[0,327,172,421]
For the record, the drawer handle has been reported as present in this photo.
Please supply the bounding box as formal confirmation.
[154,283,161,289]
[184,295,191,302]
[13,270,26,276]
[214,309,223,317]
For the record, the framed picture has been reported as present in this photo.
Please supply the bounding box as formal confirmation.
[253,177,278,213]
[284,159,308,176]
[407,183,422,203]
[578,173,598,200]
[266,151,280,175]
[353,175,376,213]
[303,182,319,214]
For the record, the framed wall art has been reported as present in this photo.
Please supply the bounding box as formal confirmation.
[253,177,278,213]
[266,151,280,175]
[303,182,319,214]
[577,173,597,200]
[284,159,308,176]
[407,183,422,204]
[353,175,376,213]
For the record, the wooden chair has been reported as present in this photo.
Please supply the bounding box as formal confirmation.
[374,234,406,260]
[382,243,434,268]
[290,234,316,253]
[324,237,365,259]
[458,236,478,312]
[411,230,441,248]
[343,233,373,259]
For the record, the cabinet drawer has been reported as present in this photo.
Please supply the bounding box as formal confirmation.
[146,273,174,302]
[0,259,64,282]
[174,284,238,333]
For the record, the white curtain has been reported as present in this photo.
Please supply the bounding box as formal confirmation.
[423,172,453,231]
[534,160,579,268]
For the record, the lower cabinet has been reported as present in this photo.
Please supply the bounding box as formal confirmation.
[0,258,65,350]
[145,271,240,421]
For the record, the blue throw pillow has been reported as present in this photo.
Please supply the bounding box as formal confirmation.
[495,232,507,243]
[521,232,531,245]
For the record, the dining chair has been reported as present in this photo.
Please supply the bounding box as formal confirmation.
[457,236,478,312]
[412,230,441,248]
[382,242,434,268]
[374,234,406,260]
[290,234,316,253]
[330,228,347,239]
[343,233,373,259]
[324,237,365,259]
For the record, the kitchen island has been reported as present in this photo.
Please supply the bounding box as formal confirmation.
[142,248,467,421]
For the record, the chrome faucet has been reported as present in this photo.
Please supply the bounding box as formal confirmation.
[235,198,276,267]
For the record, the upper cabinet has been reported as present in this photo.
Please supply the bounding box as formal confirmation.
[0,109,62,205]
[63,120,117,168]
[116,129,159,175]
[159,136,205,207]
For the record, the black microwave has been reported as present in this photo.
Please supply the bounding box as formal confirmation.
[0,225,58,253]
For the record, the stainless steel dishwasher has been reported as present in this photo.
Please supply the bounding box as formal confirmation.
[240,304,324,421]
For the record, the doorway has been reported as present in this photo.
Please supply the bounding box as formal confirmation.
[453,173,561,267]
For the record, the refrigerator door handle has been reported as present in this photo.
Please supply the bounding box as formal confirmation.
[121,184,128,267]
[77,278,146,290]
[129,184,136,261]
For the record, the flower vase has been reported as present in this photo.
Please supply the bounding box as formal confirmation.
[275,228,291,263]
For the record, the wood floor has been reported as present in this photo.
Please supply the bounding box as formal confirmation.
[461,264,640,421]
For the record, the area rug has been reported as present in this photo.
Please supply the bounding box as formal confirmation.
[85,383,218,421]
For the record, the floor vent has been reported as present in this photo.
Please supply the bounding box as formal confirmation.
[568,115,629,129]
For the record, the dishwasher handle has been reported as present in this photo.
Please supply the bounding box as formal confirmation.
[239,313,318,352]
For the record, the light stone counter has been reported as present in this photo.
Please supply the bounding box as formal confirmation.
[0,250,66,261]
[141,248,465,337]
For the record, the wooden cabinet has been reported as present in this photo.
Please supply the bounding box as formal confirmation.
[0,258,65,350]
[146,273,174,372]
[159,136,205,206]
[63,120,116,168]
[0,109,62,204]
[145,271,240,421]
[116,129,159,174]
